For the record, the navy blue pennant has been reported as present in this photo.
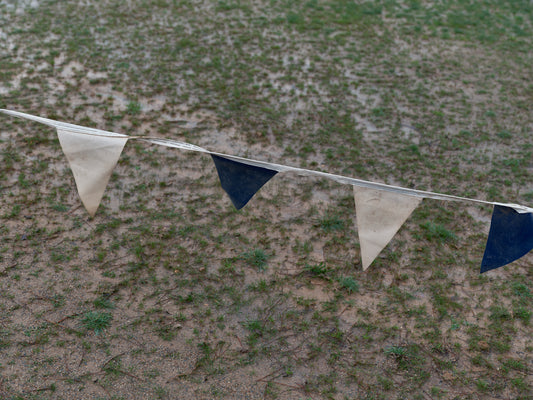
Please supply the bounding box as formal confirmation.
[481,205,533,273]
[211,155,278,210]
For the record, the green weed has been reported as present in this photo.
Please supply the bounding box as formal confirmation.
[81,311,112,334]
[242,248,269,271]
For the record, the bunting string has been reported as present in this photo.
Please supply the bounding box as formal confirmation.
[2,108,532,273]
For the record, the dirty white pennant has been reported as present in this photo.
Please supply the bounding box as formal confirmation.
[353,186,422,270]
[57,128,128,217]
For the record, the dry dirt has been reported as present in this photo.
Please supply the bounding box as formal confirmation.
[0,1,532,399]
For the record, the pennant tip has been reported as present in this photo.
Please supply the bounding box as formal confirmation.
[361,258,371,271]
[84,204,98,218]
[229,197,248,210]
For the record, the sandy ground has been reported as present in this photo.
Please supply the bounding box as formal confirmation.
[0,1,532,399]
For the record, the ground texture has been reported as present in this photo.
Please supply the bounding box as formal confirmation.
[0,0,532,399]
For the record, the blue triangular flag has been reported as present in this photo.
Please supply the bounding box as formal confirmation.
[481,205,533,273]
[211,155,278,209]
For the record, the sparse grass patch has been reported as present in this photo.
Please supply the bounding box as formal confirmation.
[305,262,330,278]
[318,211,345,233]
[80,311,112,334]
[420,221,457,242]
[338,276,359,293]
[242,248,269,271]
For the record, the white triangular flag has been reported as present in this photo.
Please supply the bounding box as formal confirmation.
[57,128,128,217]
[353,186,422,270]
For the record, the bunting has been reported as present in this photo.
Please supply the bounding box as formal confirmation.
[57,128,128,217]
[481,205,533,273]
[353,187,422,270]
[211,154,278,209]
[1,108,533,273]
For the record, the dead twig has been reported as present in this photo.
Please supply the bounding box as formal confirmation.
[0,262,18,275]
[101,351,128,370]
[55,312,83,324]
[101,352,145,381]
[67,204,82,214]
[258,380,305,390]
[166,363,202,382]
